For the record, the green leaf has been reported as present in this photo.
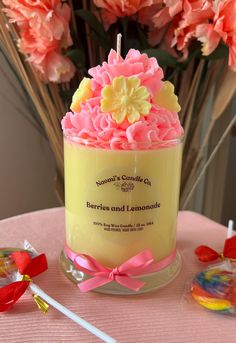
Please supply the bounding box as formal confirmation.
[143,49,179,68]
[75,9,111,50]
[124,38,142,55]
[137,25,150,50]
[66,49,85,67]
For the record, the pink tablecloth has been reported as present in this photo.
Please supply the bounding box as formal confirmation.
[0,208,235,343]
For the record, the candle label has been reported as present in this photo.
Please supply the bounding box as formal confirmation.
[95,174,152,189]
[83,171,161,234]
[86,201,160,212]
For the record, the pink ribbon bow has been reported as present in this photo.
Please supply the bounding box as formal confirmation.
[65,246,176,292]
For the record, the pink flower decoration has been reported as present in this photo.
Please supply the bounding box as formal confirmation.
[3,0,75,83]
[89,49,164,97]
[62,48,183,150]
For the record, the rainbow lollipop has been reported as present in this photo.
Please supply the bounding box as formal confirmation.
[192,220,236,315]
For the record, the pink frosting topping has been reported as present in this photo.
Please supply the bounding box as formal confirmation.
[61,49,184,150]
[89,49,163,97]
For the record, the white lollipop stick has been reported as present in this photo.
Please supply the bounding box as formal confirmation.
[116,33,122,60]
[29,283,116,343]
[21,242,116,342]
[227,219,234,239]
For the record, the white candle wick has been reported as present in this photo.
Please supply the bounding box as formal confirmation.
[227,219,234,239]
[116,33,122,60]
[29,283,116,343]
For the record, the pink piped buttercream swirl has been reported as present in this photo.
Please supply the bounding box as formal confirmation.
[62,102,183,150]
[89,49,163,97]
[61,49,184,150]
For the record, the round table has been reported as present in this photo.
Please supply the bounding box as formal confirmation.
[0,208,235,343]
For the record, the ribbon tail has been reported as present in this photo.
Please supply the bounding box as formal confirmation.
[116,276,145,292]
[78,276,111,292]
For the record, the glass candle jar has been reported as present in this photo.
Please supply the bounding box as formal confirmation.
[60,135,183,295]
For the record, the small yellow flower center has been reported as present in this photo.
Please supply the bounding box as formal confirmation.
[101,76,151,124]
[122,95,130,105]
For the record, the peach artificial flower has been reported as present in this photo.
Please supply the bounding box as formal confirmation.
[150,0,236,71]
[3,0,72,47]
[152,0,183,29]
[3,0,75,82]
[173,0,214,57]
[137,2,162,26]
[195,23,221,55]
[151,0,214,58]
[214,0,236,70]
[93,0,158,28]
[196,0,236,71]
[101,76,151,124]
[149,1,183,51]
[41,51,76,83]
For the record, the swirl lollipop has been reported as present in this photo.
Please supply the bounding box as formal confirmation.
[191,220,236,315]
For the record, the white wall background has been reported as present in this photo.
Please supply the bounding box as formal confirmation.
[0,54,59,220]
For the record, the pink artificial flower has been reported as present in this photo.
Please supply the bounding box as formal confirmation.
[195,23,221,55]
[93,0,158,28]
[173,0,214,57]
[3,0,72,46]
[164,0,183,17]
[151,0,214,58]
[185,0,236,70]
[152,0,183,29]
[150,0,236,71]
[149,1,183,50]
[41,51,76,83]
[3,0,75,82]
[138,2,162,26]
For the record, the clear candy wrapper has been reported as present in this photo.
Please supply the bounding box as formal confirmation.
[0,242,34,286]
[0,241,116,343]
[190,220,236,316]
[191,260,236,315]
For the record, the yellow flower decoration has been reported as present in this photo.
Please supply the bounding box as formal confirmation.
[70,77,93,112]
[101,76,151,124]
[153,81,181,112]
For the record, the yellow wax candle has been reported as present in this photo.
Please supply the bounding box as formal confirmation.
[64,137,182,268]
